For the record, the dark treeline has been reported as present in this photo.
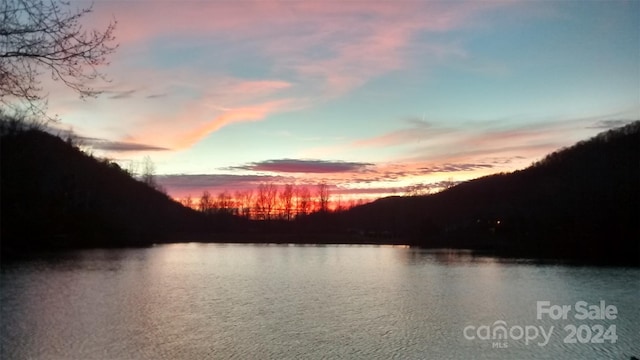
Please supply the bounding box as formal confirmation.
[187,181,360,221]
[342,121,640,264]
[2,118,639,264]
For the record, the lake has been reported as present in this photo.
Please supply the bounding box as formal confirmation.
[1,244,638,359]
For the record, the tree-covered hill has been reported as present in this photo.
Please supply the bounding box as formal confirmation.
[1,122,210,257]
[344,122,640,264]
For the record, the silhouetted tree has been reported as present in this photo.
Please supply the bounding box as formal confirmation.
[199,190,212,213]
[439,177,456,191]
[235,190,253,218]
[296,186,312,216]
[1,0,118,117]
[317,182,330,213]
[334,194,344,212]
[255,184,267,219]
[256,182,278,220]
[280,184,294,220]
[126,159,139,179]
[181,194,193,209]
[216,191,233,214]
[405,183,431,196]
[141,156,156,188]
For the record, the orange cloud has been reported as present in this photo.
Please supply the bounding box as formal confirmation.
[47,62,298,150]
[120,98,294,150]
[174,100,292,149]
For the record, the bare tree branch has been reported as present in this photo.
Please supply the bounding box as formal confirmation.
[0,0,117,121]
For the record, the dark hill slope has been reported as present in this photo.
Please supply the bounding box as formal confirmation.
[1,127,209,256]
[345,122,640,264]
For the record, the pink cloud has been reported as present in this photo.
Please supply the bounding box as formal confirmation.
[174,100,292,149]
[365,119,603,171]
[299,118,607,190]
[60,0,526,155]
[48,61,298,150]
[121,98,294,150]
[85,0,517,99]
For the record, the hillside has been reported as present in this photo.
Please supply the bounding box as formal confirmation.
[1,123,210,257]
[343,122,640,264]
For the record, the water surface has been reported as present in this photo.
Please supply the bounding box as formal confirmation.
[2,244,638,359]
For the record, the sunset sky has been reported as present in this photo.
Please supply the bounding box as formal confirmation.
[48,0,639,202]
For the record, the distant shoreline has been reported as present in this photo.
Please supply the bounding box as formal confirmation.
[4,234,638,267]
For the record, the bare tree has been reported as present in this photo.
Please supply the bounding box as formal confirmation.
[216,191,233,214]
[235,190,253,219]
[1,0,118,117]
[198,190,212,214]
[334,194,344,212]
[181,194,193,209]
[255,184,266,219]
[125,159,139,179]
[405,183,431,197]
[347,199,357,210]
[317,182,330,213]
[292,186,299,216]
[255,183,278,220]
[440,177,456,191]
[140,156,156,188]
[297,186,311,216]
[280,184,294,220]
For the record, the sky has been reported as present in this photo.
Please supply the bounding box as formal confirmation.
[46,0,639,202]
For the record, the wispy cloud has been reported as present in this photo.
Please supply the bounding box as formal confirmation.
[352,118,452,149]
[419,163,494,173]
[83,72,297,150]
[68,0,517,150]
[40,124,170,152]
[230,159,374,173]
[146,93,168,99]
[158,174,284,189]
[172,99,295,149]
[348,116,611,167]
[83,137,170,152]
[107,89,137,100]
[157,173,291,198]
[586,120,634,129]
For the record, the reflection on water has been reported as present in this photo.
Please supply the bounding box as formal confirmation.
[396,248,564,266]
[1,244,639,359]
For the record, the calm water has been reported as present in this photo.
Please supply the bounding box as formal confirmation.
[1,244,638,359]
